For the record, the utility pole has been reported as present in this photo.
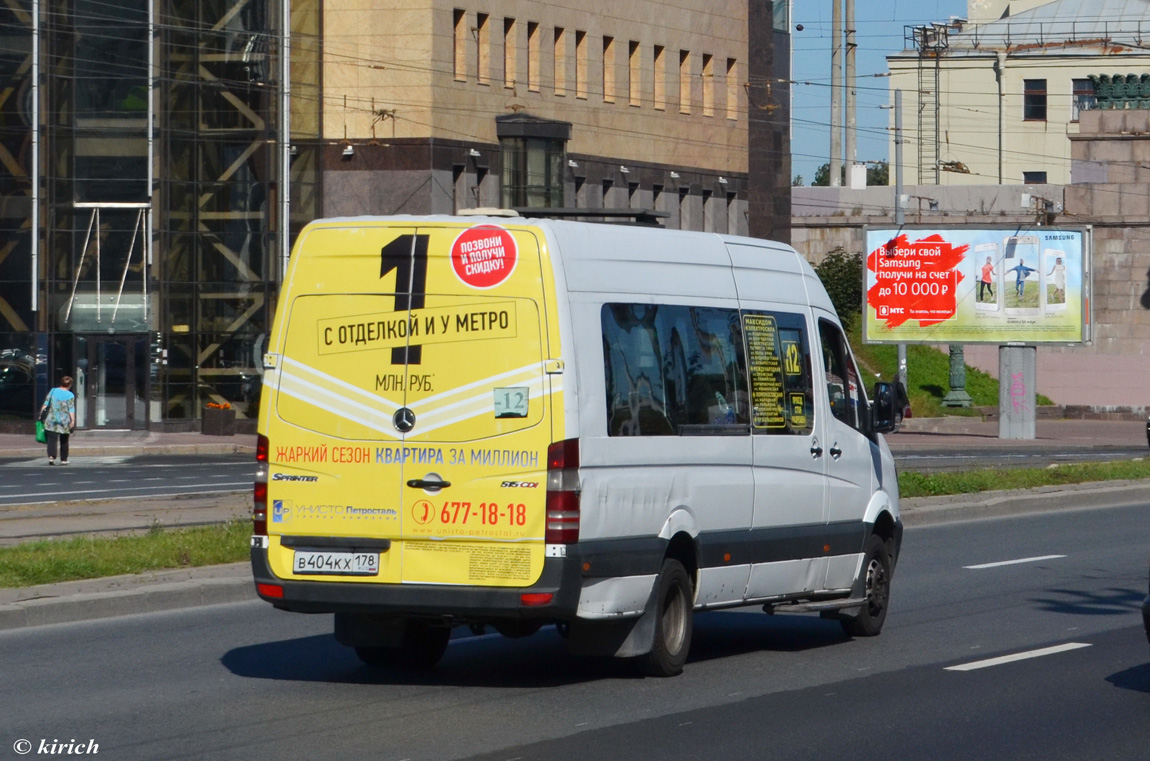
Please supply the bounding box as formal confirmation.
[894,89,907,396]
[830,0,843,186]
[845,0,857,186]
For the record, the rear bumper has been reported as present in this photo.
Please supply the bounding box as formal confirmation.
[251,546,584,620]
[251,535,670,621]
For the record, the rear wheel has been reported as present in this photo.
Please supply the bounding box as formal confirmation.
[840,534,892,637]
[642,559,693,677]
[355,620,452,670]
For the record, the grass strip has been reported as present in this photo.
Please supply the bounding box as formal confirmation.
[899,459,1150,498]
[4,459,1150,588]
[0,520,250,588]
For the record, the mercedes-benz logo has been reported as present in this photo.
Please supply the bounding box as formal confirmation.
[393,407,416,433]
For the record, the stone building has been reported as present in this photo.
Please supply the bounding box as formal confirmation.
[887,0,1150,186]
[0,0,792,432]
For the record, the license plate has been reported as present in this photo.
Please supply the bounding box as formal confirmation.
[293,550,379,576]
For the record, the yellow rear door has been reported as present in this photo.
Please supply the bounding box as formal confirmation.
[271,222,554,588]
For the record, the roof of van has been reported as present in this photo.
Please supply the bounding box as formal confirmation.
[300,215,835,313]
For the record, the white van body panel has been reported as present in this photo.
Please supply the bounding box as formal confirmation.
[577,576,658,619]
[696,565,753,608]
[252,215,903,667]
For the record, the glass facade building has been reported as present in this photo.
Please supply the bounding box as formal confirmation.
[0,0,318,432]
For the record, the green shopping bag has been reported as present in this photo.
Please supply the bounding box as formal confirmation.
[35,420,45,443]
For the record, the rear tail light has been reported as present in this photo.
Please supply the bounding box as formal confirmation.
[253,434,269,536]
[257,583,284,599]
[545,438,580,544]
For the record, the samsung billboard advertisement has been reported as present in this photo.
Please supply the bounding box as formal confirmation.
[863,227,1089,345]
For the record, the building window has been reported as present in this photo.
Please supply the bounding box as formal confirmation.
[575,30,587,99]
[628,41,641,107]
[1024,79,1047,121]
[679,50,691,114]
[1022,171,1047,184]
[702,54,714,117]
[554,28,567,96]
[1071,78,1096,122]
[504,18,517,89]
[654,46,666,111]
[453,165,466,211]
[527,22,540,92]
[602,36,615,103]
[726,58,738,121]
[453,9,467,82]
[772,0,790,33]
[476,13,491,85]
[500,137,565,208]
[497,116,570,209]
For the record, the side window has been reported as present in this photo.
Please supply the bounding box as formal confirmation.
[602,303,748,436]
[818,318,864,432]
[743,310,814,436]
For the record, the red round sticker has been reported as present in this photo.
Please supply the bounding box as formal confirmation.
[450,226,518,289]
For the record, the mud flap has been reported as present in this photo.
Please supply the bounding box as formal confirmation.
[565,584,658,658]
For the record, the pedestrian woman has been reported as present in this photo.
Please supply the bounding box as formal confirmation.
[40,376,76,465]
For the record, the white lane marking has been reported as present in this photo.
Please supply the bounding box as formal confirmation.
[964,555,1066,570]
[945,642,1091,672]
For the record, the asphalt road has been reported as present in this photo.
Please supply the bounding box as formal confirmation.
[1,503,1147,761]
[0,455,253,506]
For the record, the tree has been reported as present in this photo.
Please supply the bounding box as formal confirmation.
[812,161,890,187]
[792,174,805,187]
[867,161,889,186]
[814,247,863,329]
[812,162,834,187]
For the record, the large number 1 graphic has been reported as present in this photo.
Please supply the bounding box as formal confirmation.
[380,234,429,365]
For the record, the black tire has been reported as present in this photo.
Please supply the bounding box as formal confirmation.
[841,534,892,638]
[355,621,452,670]
[642,559,693,677]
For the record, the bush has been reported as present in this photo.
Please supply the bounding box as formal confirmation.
[814,247,863,329]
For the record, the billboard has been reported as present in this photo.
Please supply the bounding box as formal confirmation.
[863,227,1089,344]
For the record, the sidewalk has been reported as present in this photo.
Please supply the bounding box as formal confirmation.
[889,415,1148,451]
[0,429,255,460]
[0,418,1147,632]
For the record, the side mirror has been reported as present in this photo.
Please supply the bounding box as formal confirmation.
[871,381,897,434]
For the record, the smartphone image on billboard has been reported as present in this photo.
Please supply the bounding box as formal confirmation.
[1003,235,1040,315]
[1043,248,1068,312]
[974,242,1000,311]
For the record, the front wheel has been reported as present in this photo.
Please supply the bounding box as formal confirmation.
[840,534,892,638]
[641,559,694,677]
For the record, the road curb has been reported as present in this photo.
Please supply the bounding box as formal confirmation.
[901,478,1150,526]
[0,563,252,631]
